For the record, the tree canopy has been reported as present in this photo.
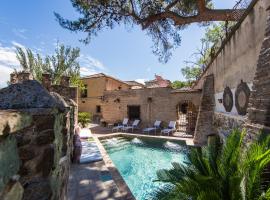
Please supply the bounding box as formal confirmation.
[55,0,245,63]
[15,44,84,89]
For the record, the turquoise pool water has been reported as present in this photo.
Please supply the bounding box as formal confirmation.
[101,136,189,200]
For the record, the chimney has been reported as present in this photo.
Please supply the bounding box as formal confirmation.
[42,73,52,90]
[10,72,18,84]
[60,76,70,87]
[17,72,33,83]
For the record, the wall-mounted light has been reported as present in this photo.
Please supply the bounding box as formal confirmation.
[147,97,153,103]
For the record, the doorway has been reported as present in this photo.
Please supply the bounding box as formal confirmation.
[177,101,198,135]
[128,105,140,120]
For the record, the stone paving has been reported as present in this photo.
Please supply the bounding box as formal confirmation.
[67,162,125,200]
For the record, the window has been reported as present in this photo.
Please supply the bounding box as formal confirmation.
[96,105,101,113]
[81,84,87,98]
[127,105,140,120]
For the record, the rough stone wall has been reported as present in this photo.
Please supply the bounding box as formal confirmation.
[245,6,270,140]
[51,85,78,104]
[193,75,215,144]
[102,87,201,127]
[0,79,77,200]
[213,112,246,142]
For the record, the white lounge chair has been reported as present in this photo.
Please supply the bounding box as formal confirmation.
[161,121,176,136]
[143,120,161,135]
[122,119,140,133]
[112,118,129,132]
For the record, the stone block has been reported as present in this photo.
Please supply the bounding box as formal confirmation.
[35,129,54,145]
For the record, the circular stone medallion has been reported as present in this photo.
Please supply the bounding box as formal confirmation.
[235,82,250,115]
[223,86,233,112]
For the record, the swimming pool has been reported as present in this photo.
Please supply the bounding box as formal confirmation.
[100,136,189,200]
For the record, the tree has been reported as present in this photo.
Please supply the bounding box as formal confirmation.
[55,0,245,63]
[152,130,270,200]
[171,80,190,89]
[16,47,46,81]
[180,21,236,83]
[181,66,202,83]
[15,44,84,88]
[46,44,81,85]
[78,112,92,127]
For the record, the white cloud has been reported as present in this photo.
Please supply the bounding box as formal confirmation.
[135,79,146,85]
[11,41,25,49]
[0,44,19,67]
[0,64,13,88]
[79,55,106,76]
[0,43,22,88]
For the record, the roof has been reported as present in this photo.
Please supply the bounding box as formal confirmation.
[81,73,129,86]
[145,74,171,88]
[123,81,145,87]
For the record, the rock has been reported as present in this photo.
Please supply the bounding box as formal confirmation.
[2,181,24,200]
[0,80,65,111]
[23,178,52,200]
[35,129,55,145]
[18,146,36,161]
[0,111,32,136]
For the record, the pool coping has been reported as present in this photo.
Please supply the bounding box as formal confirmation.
[96,132,198,146]
[94,133,199,200]
[94,135,136,200]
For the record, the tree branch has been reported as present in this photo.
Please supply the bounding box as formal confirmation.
[141,8,245,29]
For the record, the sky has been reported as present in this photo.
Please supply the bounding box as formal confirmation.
[0,0,237,88]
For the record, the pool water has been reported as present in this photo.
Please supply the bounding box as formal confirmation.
[101,136,189,200]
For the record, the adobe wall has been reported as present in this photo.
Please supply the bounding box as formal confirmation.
[192,0,270,143]
[102,88,201,127]
[0,75,77,200]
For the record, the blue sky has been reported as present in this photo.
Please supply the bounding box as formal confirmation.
[0,0,236,87]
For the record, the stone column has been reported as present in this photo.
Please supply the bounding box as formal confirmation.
[244,7,270,140]
[60,76,70,87]
[193,74,215,145]
[10,73,18,84]
[17,72,33,83]
[42,73,52,91]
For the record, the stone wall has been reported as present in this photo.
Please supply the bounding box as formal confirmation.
[214,112,246,142]
[193,0,270,117]
[194,74,215,144]
[102,87,201,128]
[190,0,270,143]
[0,76,77,200]
[245,6,270,140]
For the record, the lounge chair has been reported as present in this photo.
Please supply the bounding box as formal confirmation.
[122,119,140,133]
[161,121,176,136]
[112,118,129,132]
[143,120,161,135]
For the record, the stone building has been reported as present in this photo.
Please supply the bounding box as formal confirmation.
[145,74,171,88]
[79,73,131,122]
[102,88,201,132]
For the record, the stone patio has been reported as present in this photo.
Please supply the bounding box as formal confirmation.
[68,162,127,200]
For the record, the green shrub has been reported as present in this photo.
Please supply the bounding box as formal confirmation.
[78,112,92,127]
